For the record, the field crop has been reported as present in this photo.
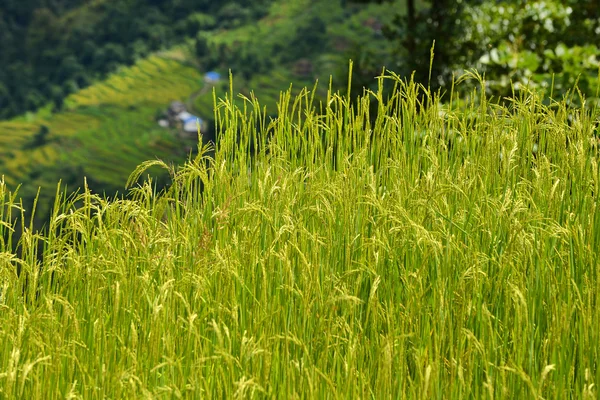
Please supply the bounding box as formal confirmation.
[1,71,599,398]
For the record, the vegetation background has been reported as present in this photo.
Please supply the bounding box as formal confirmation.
[0,0,598,229]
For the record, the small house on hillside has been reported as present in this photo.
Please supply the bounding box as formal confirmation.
[204,71,221,84]
[158,100,206,136]
[168,101,187,118]
[177,111,206,134]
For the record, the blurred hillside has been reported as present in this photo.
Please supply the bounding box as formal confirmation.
[0,0,598,232]
[0,0,274,119]
[0,0,399,229]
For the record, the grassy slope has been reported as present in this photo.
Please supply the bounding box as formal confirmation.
[0,55,204,223]
[1,73,599,398]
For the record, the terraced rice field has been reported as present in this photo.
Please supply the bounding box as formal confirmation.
[0,56,204,217]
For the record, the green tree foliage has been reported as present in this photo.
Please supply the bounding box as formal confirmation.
[0,0,277,120]
[287,16,327,61]
[217,2,252,29]
[377,0,481,89]
[377,0,599,102]
[0,83,11,119]
[460,1,600,102]
[176,13,216,36]
[22,125,50,150]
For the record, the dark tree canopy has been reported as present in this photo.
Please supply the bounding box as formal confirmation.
[0,0,277,119]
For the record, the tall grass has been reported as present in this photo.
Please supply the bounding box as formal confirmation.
[1,70,599,398]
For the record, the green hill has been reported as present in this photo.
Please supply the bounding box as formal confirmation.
[0,55,206,225]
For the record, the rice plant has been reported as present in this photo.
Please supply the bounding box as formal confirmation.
[0,69,599,399]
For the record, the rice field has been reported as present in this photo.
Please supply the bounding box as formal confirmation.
[0,71,599,398]
[0,55,204,227]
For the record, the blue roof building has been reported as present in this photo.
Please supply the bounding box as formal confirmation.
[204,71,221,84]
[177,111,204,133]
